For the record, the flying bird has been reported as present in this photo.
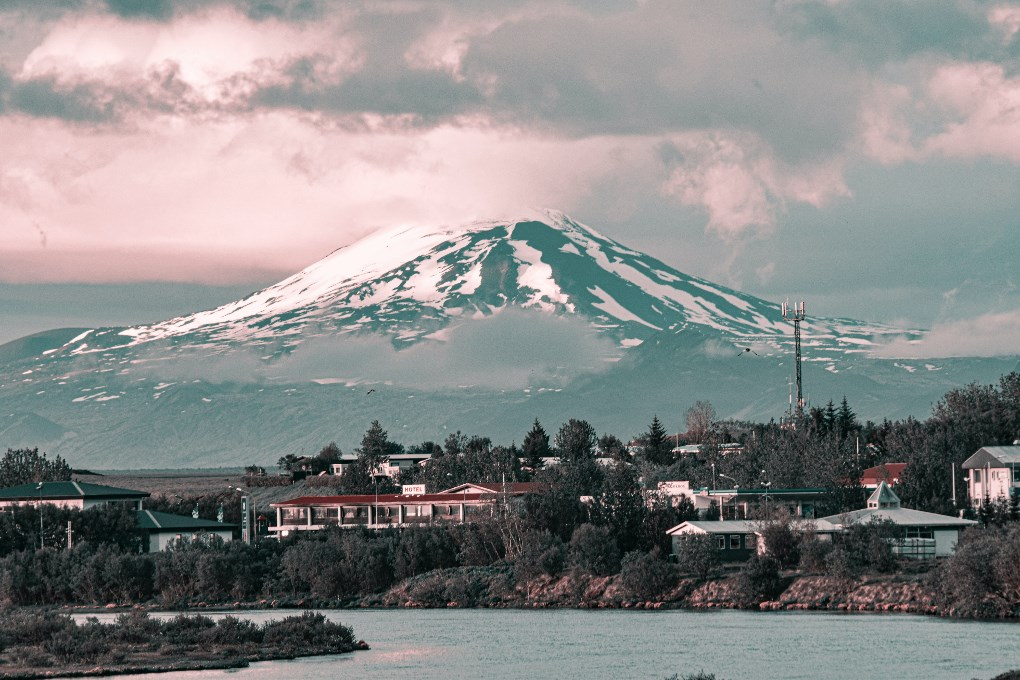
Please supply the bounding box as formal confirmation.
[737,347,759,357]
[366,389,375,395]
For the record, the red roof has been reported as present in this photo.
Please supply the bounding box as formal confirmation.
[273,491,520,508]
[861,463,906,486]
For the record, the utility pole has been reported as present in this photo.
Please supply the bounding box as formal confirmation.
[782,300,806,418]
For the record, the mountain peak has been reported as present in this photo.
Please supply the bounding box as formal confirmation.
[56,210,905,359]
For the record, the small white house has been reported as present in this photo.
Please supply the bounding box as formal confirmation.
[818,482,976,557]
[961,445,1020,506]
[136,510,235,552]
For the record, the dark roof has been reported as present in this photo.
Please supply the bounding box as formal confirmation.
[0,480,149,501]
[136,510,235,531]
[962,446,1020,469]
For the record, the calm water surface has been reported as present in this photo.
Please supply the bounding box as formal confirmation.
[74,608,1020,680]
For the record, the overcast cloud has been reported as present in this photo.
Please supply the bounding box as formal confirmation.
[0,0,1018,355]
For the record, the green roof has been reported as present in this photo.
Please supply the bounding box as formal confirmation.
[136,510,235,531]
[0,480,149,500]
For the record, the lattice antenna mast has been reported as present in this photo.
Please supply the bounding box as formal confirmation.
[781,300,806,415]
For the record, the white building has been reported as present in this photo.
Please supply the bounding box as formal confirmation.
[818,482,976,558]
[961,445,1020,506]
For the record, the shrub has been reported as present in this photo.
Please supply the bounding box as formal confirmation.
[160,614,216,646]
[568,524,620,576]
[797,537,834,573]
[203,616,263,646]
[514,530,567,582]
[4,609,76,645]
[732,555,784,607]
[620,549,676,600]
[262,612,355,652]
[672,534,720,581]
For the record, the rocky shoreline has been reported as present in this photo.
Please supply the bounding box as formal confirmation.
[61,565,1015,622]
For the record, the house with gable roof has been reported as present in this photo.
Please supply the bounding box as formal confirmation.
[962,445,1020,506]
[818,481,976,558]
[0,480,148,510]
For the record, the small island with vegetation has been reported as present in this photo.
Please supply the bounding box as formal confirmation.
[0,609,365,679]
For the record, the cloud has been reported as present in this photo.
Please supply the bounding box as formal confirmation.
[872,309,1020,358]
[659,131,849,239]
[129,308,617,389]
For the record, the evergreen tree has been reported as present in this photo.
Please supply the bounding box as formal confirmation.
[836,396,859,440]
[642,416,672,466]
[0,448,71,487]
[356,420,400,472]
[522,419,551,471]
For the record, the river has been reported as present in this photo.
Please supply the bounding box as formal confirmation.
[73,608,1019,679]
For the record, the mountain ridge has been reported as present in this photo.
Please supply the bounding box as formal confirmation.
[0,210,1014,468]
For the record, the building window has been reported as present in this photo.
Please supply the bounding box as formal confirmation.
[729,535,741,550]
[905,527,934,540]
[716,535,725,549]
[745,534,756,549]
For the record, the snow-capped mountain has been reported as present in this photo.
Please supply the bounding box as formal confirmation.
[53,210,905,360]
[0,210,1015,468]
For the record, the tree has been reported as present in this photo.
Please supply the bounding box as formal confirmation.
[554,419,597,463]
[357,421,400,472]
[672,534,720,580]
[642,416,673,466]
[685,401,716,444]
[591,462,646,553]
[597,433,628,461]
[0,448,71,487]
[836,396,859,440]
[312,442,342,474]
[568,524,620,576]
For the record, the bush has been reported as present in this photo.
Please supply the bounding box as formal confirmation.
[797,537,834,573]
[4,609,76,645]
[672,535,720,581]
[262,612,355,652]
[757,519,800,568]
[568,524,620,576]
[620,549,676,600]
[732,555,784,607]
[514,530,567,582]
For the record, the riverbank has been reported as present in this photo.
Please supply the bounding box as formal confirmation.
[0,610,367,680]
[59,564,962,619]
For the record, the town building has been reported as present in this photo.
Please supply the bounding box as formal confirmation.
[330,452,433,479]
[0,480,148,510]
[817,482,976,558]
[962,445,1020,506]
[666,518,838,562]
[690,487,827,519]
[136,510,236,552]
[270,482,542,537]
[860,463,906,489]
[0,480,236,551]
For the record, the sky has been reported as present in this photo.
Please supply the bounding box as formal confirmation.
[1,0,1019,354]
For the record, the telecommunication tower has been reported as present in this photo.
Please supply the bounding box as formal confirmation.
[782,299,806,416]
